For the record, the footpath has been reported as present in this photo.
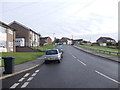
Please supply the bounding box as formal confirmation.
[0,56,45,80]
[73,45,119,63]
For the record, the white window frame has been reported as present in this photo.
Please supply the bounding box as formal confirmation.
[0,26,6,33]
[8,29,13,35]
[8,42,13,47]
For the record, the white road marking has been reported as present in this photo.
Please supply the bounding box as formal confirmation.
[23,73,30,78]
[18,78,25,82]
[10,83,19,88]
[35,70,40,73]
[31,73,37,77]
[21,82,29,88]
[77,59,86,66]
[72,55,76,58]
[27,77,34,81]
[95,70,120,84]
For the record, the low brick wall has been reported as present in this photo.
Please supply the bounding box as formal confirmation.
[16,46,40,52]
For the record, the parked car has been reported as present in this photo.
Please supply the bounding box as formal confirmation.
[44,49,62,63]
[58,48,63,58]
[71,44,74,45]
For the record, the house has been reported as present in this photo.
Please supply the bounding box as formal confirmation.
[0,21,16,52]
[40,37,52,45]
[97,37,116,46]
[67,39,73,45]
[60,37,72,45]
[91,42,99,46]
[81,40,91,45]
[73,39,83,44]
[53,38,60,45]
[9,21,41,47]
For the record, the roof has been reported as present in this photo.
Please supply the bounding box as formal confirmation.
[98,37,115,41]
[0,21,16,31]
[73,39,83,41]
[9,21,41,36]
[61,37,71,40]
[40,37,50,39]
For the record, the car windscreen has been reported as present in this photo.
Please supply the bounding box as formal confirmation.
[46,50,58,55]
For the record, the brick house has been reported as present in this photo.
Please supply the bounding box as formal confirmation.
[0,21,16,52]
[60,37,72,45]
[9,21,41,47]
[40,37,52,45]
[73,39,83,44]
[97,37,116,46]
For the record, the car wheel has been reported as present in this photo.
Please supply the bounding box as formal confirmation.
[58,60,61,63]
[45,61,49,64]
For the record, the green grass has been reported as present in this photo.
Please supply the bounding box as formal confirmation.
[1,52,45,67]
[79,45,118,52]
[32,45,57,51]
[77,45,119,56]
[62,44,68,46]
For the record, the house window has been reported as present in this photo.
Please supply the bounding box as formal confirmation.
[111,40,114,42]
[8,29,13,35]
[107,40,110,42]
[30,31,32,35]
[0,29,7,48]
[29,37,31,39]
[0,26,6,33]
[0,40,6,48]
[8,42,13,47]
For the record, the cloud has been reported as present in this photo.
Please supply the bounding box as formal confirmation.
[1,0,118,42]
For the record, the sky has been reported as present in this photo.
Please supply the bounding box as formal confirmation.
[0,0,119,42]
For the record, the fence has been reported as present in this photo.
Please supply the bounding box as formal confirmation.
[79,45,120,56]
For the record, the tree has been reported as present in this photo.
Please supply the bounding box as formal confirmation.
[54,38,60,44]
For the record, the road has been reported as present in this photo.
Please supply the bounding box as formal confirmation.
[2,45,119,89]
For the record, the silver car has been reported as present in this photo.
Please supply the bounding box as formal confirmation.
[44,49,62,63]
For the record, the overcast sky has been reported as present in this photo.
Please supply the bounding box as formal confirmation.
[0,0,119,42]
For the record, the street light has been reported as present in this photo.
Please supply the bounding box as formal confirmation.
[53,33,55,44]
[72,35,73,40]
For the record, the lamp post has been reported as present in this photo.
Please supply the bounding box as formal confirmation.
[53,33,55,44]
[72,35,73,44]
[72,35,73,40]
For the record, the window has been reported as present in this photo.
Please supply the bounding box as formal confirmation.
[29,37,31,39]
[8,29,13,35]
[8,42,13,47]
[0,30,7,48]
[46,50,58,55]
[111,40,114,42]
[107,40,110,42]
[30,31,32,35]
[0,40,6,48]
[0,26,6,33]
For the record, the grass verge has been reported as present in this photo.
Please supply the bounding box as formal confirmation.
[77,45,119,56]
[1,52,45,67]
[32,45,57,51]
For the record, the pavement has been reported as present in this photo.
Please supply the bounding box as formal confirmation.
[0,55,45,80]
[0,45,119,80]
[73,45,119,63]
